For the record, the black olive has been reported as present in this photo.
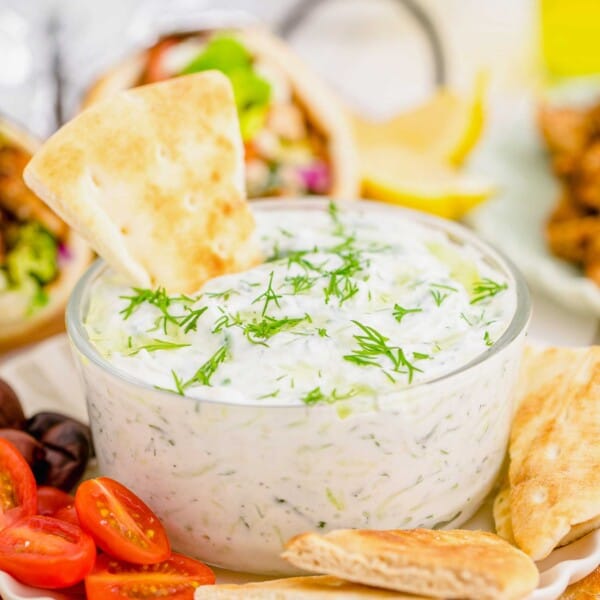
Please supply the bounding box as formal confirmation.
[0,379,25,429]
[25,412,94,456]
[0,429,49,483]
[40,420,93,491]
[41,444,88,492]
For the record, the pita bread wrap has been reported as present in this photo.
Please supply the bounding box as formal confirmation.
[24,71,259,294]
[283,528,539,600]
[494,345,600,560]
[0,117,91,352]
[83,27,359,200]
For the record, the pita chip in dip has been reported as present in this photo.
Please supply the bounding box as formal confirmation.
[24,71,259,294]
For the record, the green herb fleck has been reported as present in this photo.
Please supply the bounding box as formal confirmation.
[252,271,281,316]
[301,387,327,405]
[205,288,240,301]
[392,304,422,323]
[185,343,229,388]
[285,273,318,294]
[128,338,191,356]
[484,331,493,346]
[243,315,307,345]
[343,320,422,383]
[470,278,508,304]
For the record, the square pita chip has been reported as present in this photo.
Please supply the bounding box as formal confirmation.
[24,71,259,294]
[283,528,539,600]
[496,346,600,560]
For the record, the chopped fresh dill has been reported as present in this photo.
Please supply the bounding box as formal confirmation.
[177,306,208,333]
[252,271,282,316]
[120,287,201,334]
[243,315,307,345]
[392,304,422,323]
[328,200,345,236]
[317,328,328,337]
[170,370,185,395]
[212,311,243,334]
[471,278,508,304]
[343,320,422,383]
[324,273,359,305]
[430,289,449,307]
[185,342,229,387]
[285,273,318,294]
[286,249,324,273]
[205,288,240,301]
[301,386,327,405]
[279,227,293,238]
[128,338,191,356]
[258,389,280,399]
[413,351,431,360]
[484,331,493,346]
[460,312,473,326]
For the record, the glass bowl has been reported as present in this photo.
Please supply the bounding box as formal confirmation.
[66,198,531,574]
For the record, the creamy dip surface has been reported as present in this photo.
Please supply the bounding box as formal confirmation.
[85,202,515,406]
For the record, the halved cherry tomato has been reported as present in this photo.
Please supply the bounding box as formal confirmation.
[54,503,80,526]
[0,437,36,528]
[144,38,178,83]
[75,477,170,564]
[37,486,73,515]
[0,515,96,588]
[85,552,215,600]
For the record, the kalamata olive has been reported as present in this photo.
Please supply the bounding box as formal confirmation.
[0,379,25,429]
[25,412,94,456]
[40,420,92,491]
[41,444,87,492]
[0,429,49,482]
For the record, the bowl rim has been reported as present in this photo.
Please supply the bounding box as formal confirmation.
[66,197,531,409]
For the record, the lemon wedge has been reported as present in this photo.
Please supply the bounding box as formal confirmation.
[361,145,495,220]
[353,72,487,167]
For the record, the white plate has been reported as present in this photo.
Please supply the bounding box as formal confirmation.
[467,92,600,317]
[0,335,598,600]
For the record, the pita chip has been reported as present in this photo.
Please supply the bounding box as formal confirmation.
[504,346,600,560]
[194,575,428,599]
[24,71,259,294]
[283,529,539,600]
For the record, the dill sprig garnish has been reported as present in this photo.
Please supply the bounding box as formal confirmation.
[470,278,508,304]
[212,310,243,334]
[328,200,345,236]
[244,315,307,345]
[429,283,458,307]
[392,304,422,323]
[178,306,208,333]
[285,274,318,294]
[128,338,191,356]
[252,271,282,316]
[120,287,202,334]
[343,320,422,383]
[185,342,229,387]
[324,273,359,305]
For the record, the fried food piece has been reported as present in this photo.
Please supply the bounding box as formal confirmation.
[546,215,600,263]
[572,141,600,210]
[538,105,591,177]
[0,144,66,238]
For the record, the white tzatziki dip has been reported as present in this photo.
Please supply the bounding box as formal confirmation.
[85,202,514,404]
[75,200,527,574]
